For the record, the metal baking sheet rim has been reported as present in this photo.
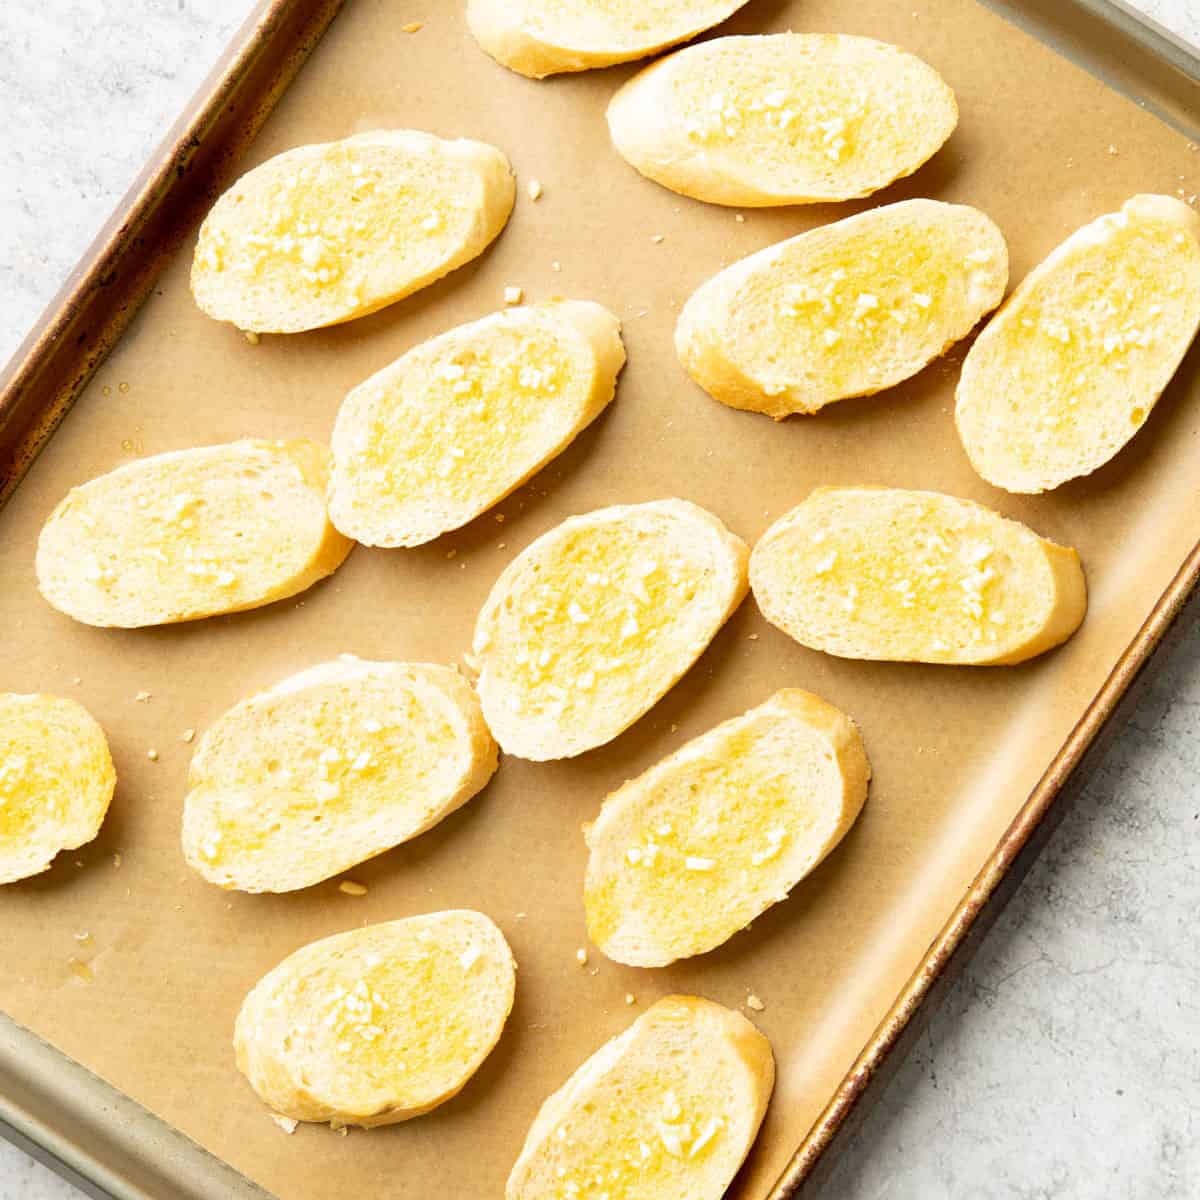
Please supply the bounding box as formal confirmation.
[0,1,1196,1197]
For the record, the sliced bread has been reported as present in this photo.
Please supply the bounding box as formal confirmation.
[675,199,1008,417]
[750,487,1087,665]
[191,130,515,333]
[182,656,498,893]
[506,995,773,1200]
[235,911,516,1126]
[0,694,116,885]
[36,439,352,628]
[585,689,870,966]
[608,33,957,207]
[473,500,749,760]
[467,0,750,79]
[956,194,1200,493]
[329,301,625,547]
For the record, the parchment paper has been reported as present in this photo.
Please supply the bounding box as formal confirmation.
[1,1,1198,1196]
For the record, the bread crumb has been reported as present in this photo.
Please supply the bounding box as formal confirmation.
[624,993,636,1006]
[746,993,766,1011]
[112,853,122,868]
[244,330,261,345]
[495,513,505,523]
[146,749,159,762]
[446,548,457,559]
[1107,144,1119,156]
[270,1114,298,1134]
[182,728,196,743]
[735,213,746,223]
[118,382,130,394]
[575,947,588,966]
[135,690,151,703]
[74,930,90,941]
[71,676,82,685]
[651,234,665,244]
[339,880,368,896]
[527,179,543,201]
[504,285,524,305]
[402,21,423,32]
[748,633,759,640]
[515,911,527,919]
[551,260,562,272]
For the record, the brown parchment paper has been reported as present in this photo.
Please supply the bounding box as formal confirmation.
[1,1,1198,1197]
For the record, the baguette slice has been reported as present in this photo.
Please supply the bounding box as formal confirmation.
[182,656,498,893]
[506,996,773,1200]
[329,301,625,547]
[608,34,957,207]
[751,487,1086,665]
[473,500,749,760]
[191,130,515,333]
[467,0,750,79]
[676,199,1008,418]
[0,694,116,884]
[956,194,1200,493]
[585,689,870,967]
[36,440,352,628]
[235,911,516,1126]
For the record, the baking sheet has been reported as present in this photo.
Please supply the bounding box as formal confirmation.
[1,1,1198,1197]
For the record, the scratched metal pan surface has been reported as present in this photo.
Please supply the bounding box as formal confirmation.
[0,1,1197,1198]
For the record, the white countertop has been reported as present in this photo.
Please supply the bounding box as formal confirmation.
[2,3,1198,1197]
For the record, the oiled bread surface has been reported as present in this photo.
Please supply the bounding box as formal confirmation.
[750,487,1087,665]
[235,911,516,1126]
[676,199,1008,417]
[506,995,774,1200]
[585,689,870,966]
[608,34,957,206]
[0,693,116,885]
[330,301,625,547]
[956,194,1200,493]
[468,0,750,78]
[183,656,498,892]
[191,130,515,333]
[473,499,749,760]
[36,439,352,628]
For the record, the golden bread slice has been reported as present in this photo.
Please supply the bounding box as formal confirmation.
[956,194,1200,493]
[36,440,352,628]
[506,995,773,1200]
[585,689,869,966]
[751,487,1086,665]
[329,301,625,547]
[608,33,957,207]
[235,911,516,1126]
[676,199,1008,417]
[182,656,498,893]
[191,130,515,333]
[467,0,750,78]
[473,500,749,761]
[0,694,116,884]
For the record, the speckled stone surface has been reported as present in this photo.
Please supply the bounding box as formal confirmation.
[1,3,1198,1198]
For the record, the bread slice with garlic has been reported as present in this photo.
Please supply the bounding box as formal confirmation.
[676,199,1008,418]
[473,500,748,761]
[235,911,515,1127]
[956,194,1200,494]
[608,33,957,207]
[329,301,625,547]
[191,130,515,333]
[506,995,773,1200]
[182,657,497,892]
[0,694,116,885]
[467,0,750,79]
[36,440,351,628]
[585,690,869,967]
[750,487,1086,666]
